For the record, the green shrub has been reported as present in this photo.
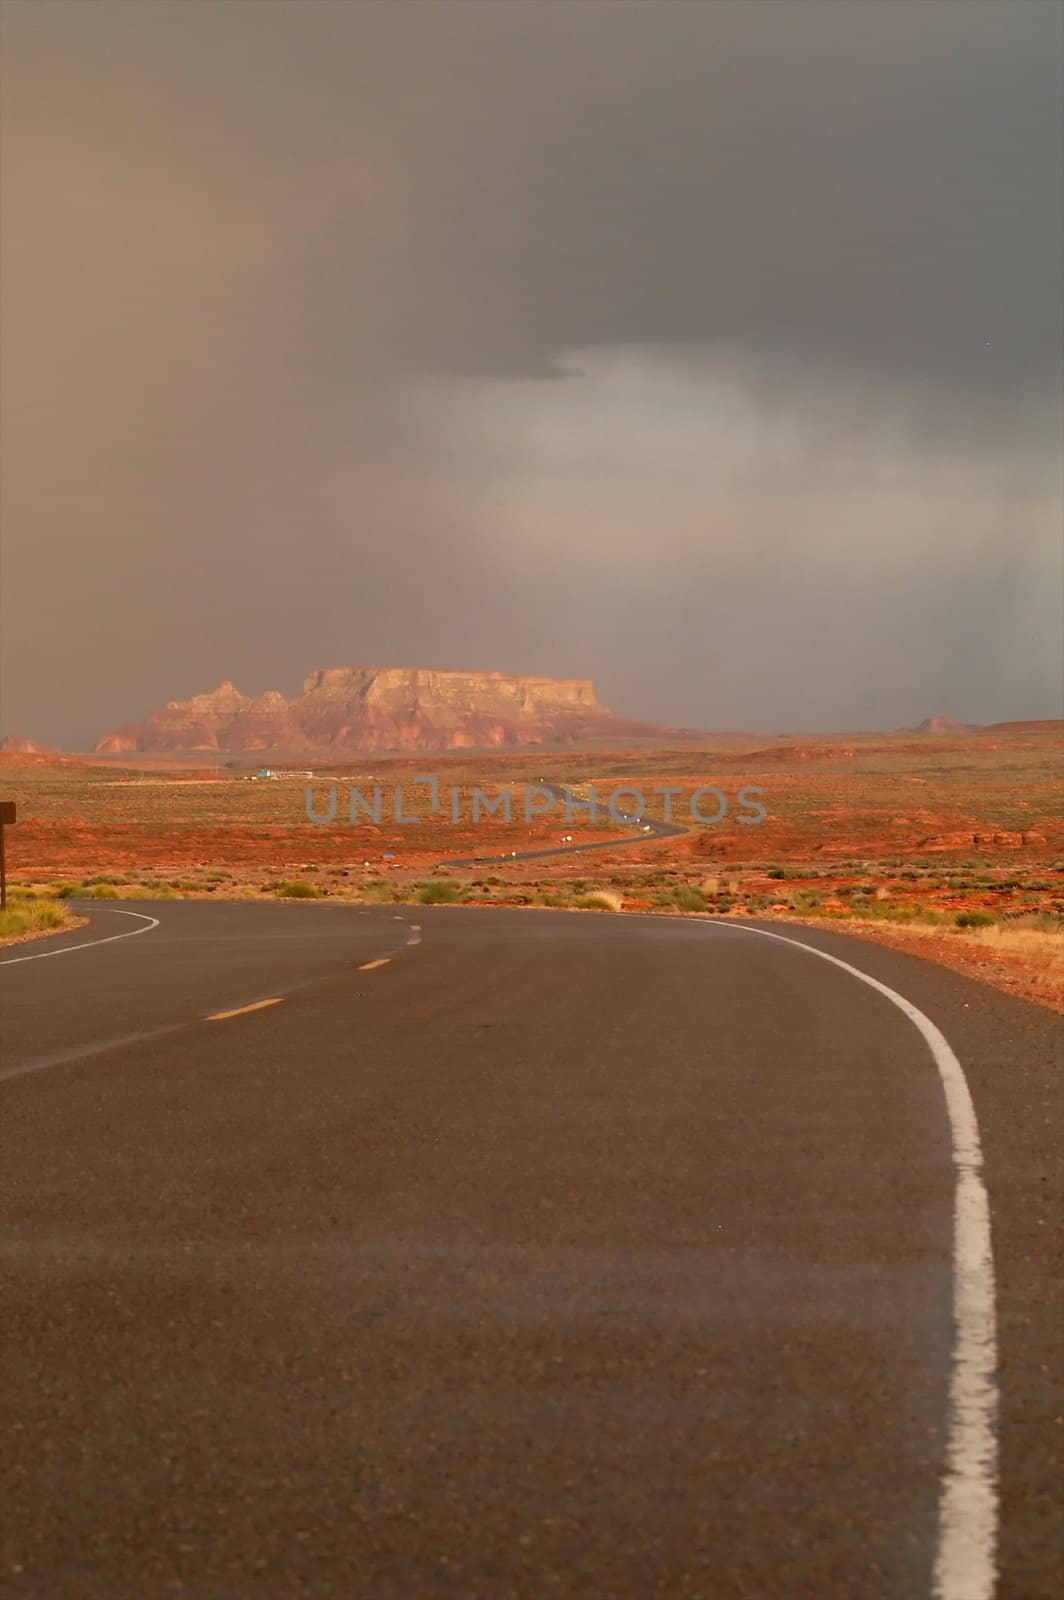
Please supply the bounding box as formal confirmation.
[878,904,919,923]
[275,880,323,899]
[955,910,994,929]
[417,880,462,904]
[708,893,738,913]
[673,884,707,912]
[359,880,402,903]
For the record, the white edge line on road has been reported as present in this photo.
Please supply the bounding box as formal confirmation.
[0,896,999,1600]
[719,920,998,1600]
[0,909,161,966]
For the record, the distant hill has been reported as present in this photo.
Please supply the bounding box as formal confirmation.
[0,733,62,755]
[94,667,702,755]
[907,715,979,735]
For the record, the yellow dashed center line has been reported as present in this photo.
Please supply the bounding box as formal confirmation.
[206,997,285,1022]
[358,958,391,971]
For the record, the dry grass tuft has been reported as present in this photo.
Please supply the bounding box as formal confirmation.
[574,890,622,912]
[0,893,79,945]
[963,919,1064,970]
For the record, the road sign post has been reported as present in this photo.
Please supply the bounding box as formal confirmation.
[0,802,16,911]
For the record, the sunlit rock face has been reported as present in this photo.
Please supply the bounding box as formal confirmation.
[94,667,685,753]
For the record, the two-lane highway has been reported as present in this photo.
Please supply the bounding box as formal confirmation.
[1,902,1060,1598]
[442,781,688,867]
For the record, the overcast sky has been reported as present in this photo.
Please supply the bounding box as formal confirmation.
[2,0,1061,747]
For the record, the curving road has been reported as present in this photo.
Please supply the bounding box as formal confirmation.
[441,782,688,867]
[1,902,1061,1599]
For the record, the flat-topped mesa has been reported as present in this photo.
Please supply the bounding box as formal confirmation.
[93,665,685,754]
[301,667,600,712]
[292,667,607,751]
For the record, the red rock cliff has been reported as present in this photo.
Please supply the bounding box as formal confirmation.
[94,667,681,754]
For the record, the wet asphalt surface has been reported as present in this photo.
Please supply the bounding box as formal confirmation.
[1,902,1061,1598]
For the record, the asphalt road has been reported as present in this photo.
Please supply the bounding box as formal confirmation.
[1,902,1061,1600]
[441,783,688,867]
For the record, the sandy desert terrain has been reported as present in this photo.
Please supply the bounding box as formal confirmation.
[3,724,1061,1010]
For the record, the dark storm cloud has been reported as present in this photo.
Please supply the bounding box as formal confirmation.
[1,0,1060,745]
[256,0,1062,404]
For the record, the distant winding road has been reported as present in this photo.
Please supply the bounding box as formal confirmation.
[1,901,1061,1599]
[442,782,688,867]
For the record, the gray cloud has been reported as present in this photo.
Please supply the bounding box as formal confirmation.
[1,0,1060,745]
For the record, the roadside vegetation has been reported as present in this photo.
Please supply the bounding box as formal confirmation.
[417,879,462,904]
[5,867,1062,1010]
[18,864,1062,931]
[573,890,623,911]
[3,728,1061,1005]
[0,887,82,945]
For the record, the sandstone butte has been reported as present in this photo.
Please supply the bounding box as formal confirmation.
[93,667,694,755]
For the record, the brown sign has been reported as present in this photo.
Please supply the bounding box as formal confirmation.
[0,802,15,825]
